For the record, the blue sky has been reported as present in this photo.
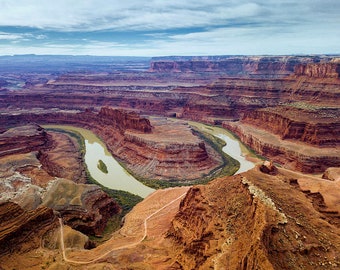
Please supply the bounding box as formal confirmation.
[0,0,339,56]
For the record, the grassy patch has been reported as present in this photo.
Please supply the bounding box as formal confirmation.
[97,159,108,174]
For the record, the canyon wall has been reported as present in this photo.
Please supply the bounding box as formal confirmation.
[167,168,340,269]
[0,57,339,174]
[42,179,121,236]
[294,62,340,78]
[241,106,340,146]
[0,201,58,256]
[223,121,340,173]
[149,56,327,77]
[0,124,50,157]
[0,108,223,181]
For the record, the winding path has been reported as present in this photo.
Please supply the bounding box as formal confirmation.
[59,190,188,265]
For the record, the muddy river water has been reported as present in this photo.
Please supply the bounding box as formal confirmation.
[45,122,255,198]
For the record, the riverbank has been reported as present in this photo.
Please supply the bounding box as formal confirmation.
[45,119,258,191]
[44,126,144,210]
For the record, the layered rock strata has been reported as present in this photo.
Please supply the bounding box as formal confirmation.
[0,108,223,181]
[0,124,49,157]
[0,58,339,174]
[167,167,340,269]
[149,55,326,77]
[120,121,223,180]
[38,131,87,183]
[223,121,340,173]
[241,105,340,146]
[42,179,121,236]
[0,123,119,235]
[294,62,340,78]
[0,201,58,256]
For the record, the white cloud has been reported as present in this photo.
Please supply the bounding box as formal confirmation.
[0,32,46,41]
[0,0,275,31]
[0,0,339,55]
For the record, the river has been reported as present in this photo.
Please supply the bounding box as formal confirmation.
[44,122,255,198]
[44,125,155,198]
[186,121,255,174]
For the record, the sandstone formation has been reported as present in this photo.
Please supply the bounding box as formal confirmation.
[2,57,339,174]
[294,62,340,78]
[241,105,340,146]
[149,55,326,78]
[166,167,340,269]
[0,201,58,256]
[5,166,337,269]
[322,167,340,181]
[0,55,339,269]
[0,123,119,234]
[37,131,87,183]
[0,108,224,181]
[0,123,49,157]
[223,121,340,173]
[42,179,121,236]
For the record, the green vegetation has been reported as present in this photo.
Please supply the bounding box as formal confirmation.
[97,159,108,173]
[45,127,143,215]
[88,215,122,244]
[45,127,86,156]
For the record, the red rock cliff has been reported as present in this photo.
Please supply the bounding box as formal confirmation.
[167,168,340,269]
[294,62,340,78]
[0,124,50,157]
[0,108,223,181]
[149,56,323,77]
[0,201,58,256]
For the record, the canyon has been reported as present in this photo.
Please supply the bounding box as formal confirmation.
[0,55,339,269]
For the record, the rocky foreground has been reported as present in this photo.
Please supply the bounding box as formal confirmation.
[1,164,339,269]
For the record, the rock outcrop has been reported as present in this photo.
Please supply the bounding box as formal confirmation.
[223,121,340,173]
[241,105,340,146]
[149,56,324,78]
[37,131,87,183]
[294,62,340,78]
[0,124,49,157]
[98,106,152,133]
[0,56,339,174]
[42,179,121,236]
[166,168,340,269]
[0,201,58,256]
[322,167,340,181]
[0,108,223,181]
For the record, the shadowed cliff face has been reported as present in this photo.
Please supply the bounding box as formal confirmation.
[42,179,121,236]
[0,202,58,257]
[294,63,340,78]
[167,167,340,270]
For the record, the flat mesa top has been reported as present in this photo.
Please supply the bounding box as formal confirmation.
[126,119,201,145]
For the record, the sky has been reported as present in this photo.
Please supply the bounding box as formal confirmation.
[0,0,339,56]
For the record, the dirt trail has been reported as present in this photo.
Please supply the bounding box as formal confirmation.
[59,187,190,265]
